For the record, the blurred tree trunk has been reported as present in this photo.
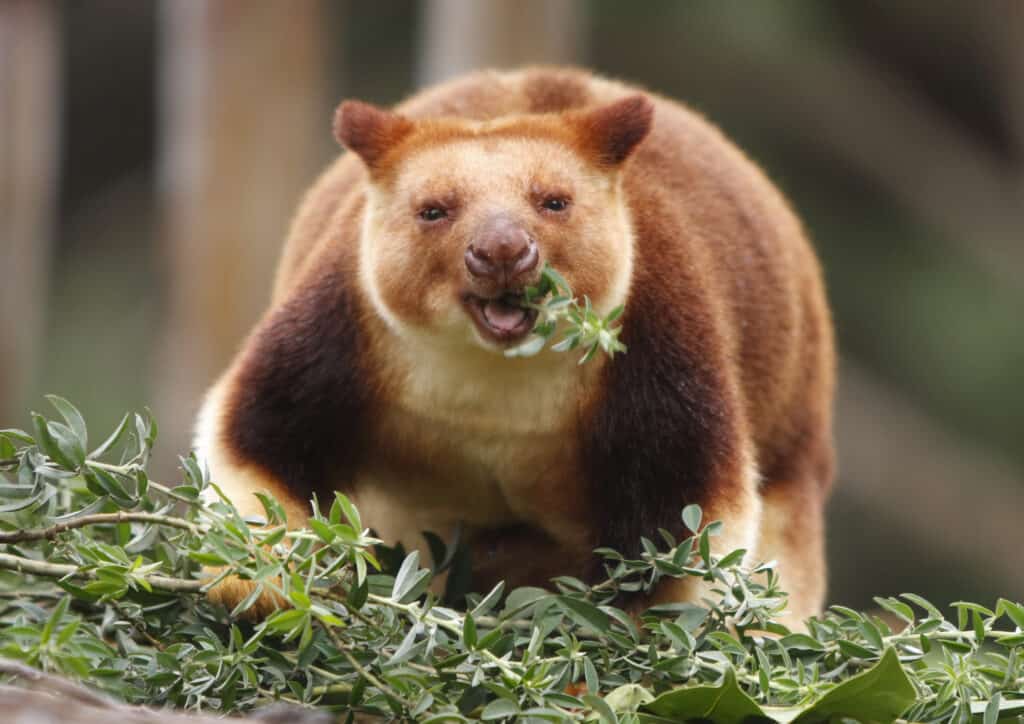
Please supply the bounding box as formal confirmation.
[0,0,60,424]
[155,0,329,476]
[418,0,584,86]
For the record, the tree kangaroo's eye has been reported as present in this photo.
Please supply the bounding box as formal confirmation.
[419,206,448,222]
[541,197,570,212]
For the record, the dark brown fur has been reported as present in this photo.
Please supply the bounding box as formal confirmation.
[225,248,371,502]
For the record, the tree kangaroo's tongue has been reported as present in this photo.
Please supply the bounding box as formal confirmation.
[483,298,528,330]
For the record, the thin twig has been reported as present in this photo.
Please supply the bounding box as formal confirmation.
[318,620,413,710]
[0,552,204,593]
[0,511,201,543]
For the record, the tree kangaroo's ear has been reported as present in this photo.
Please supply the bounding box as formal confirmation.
[333,100,415,172]
[569,94,654,169]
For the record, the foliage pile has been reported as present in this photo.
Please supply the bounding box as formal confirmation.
[0,400,1023,722]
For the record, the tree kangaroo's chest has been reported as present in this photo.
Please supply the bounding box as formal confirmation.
[348,352,595,554]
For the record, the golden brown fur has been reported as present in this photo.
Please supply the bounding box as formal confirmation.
[196,68,835,625]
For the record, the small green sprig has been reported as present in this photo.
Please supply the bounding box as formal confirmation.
[504,263,628,362]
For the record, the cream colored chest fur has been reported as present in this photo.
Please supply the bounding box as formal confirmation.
[351,339,598,556]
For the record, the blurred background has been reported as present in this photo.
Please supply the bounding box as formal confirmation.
[1,0,1022,611]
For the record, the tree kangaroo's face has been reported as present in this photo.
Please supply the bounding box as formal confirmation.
[335,96,653,351]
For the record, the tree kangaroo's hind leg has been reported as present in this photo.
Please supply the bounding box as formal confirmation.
[193,378,308,619]
[193,262,371,618]
[194,377,314,526]
[754,436,833,629]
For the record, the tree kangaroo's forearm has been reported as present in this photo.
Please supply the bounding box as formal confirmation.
[578,286,758,573]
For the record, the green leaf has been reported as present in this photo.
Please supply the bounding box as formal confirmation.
[973,609,986,648]
[541,265,571,296]
[309,518,335,543]
[261,526,287,547]
[604,606,641,642]
[0,428,34,445]
[392,550,420,600]
[605,305,625,323]
[644,667,765,724]
[952,601,995,619]
[857,619,885,650]
[421,714,470,724]
[48,423,88,473]
[480,697,519,720]
[787,648,915,723]
[983,692,1001,724]
[971,694,1024,718]
[228,583,266,618]
[578,342,600,365]
[837,639,877,659]
[462,612,477,650]
[583,694,620,724]
[335,492,362,532]
[389,551,432,604]
[557,596,610,633]
[504,334,547,358]
[88,413,131,459]
[471,581,505,618]
[604,684,654,713]
[32,413,78,469]
[389,624,422,664]
[41,595,71,645]
[189,551,229,566]
[716,548,747,569]
[584,656,600,694]
[85,467,136,507]
[253,491,286,525]
[939,638,973,654]
[501,587,551,617]
[47,395,88,450]
[781,633,826,652]
[902,592,944,620]
[0,483,48,513]
[997,598,1024,630]
[347,577,368,610]
[682,505,702,534]
[264,608,307,634]
[699,529,711,565]
[873,596,916,624]
[0,434,15,460]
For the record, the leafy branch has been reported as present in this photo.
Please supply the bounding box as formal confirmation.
[505,263,627,362]
[2,399,1024,722]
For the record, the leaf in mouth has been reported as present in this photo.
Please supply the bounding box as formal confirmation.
[504,262,627,361]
